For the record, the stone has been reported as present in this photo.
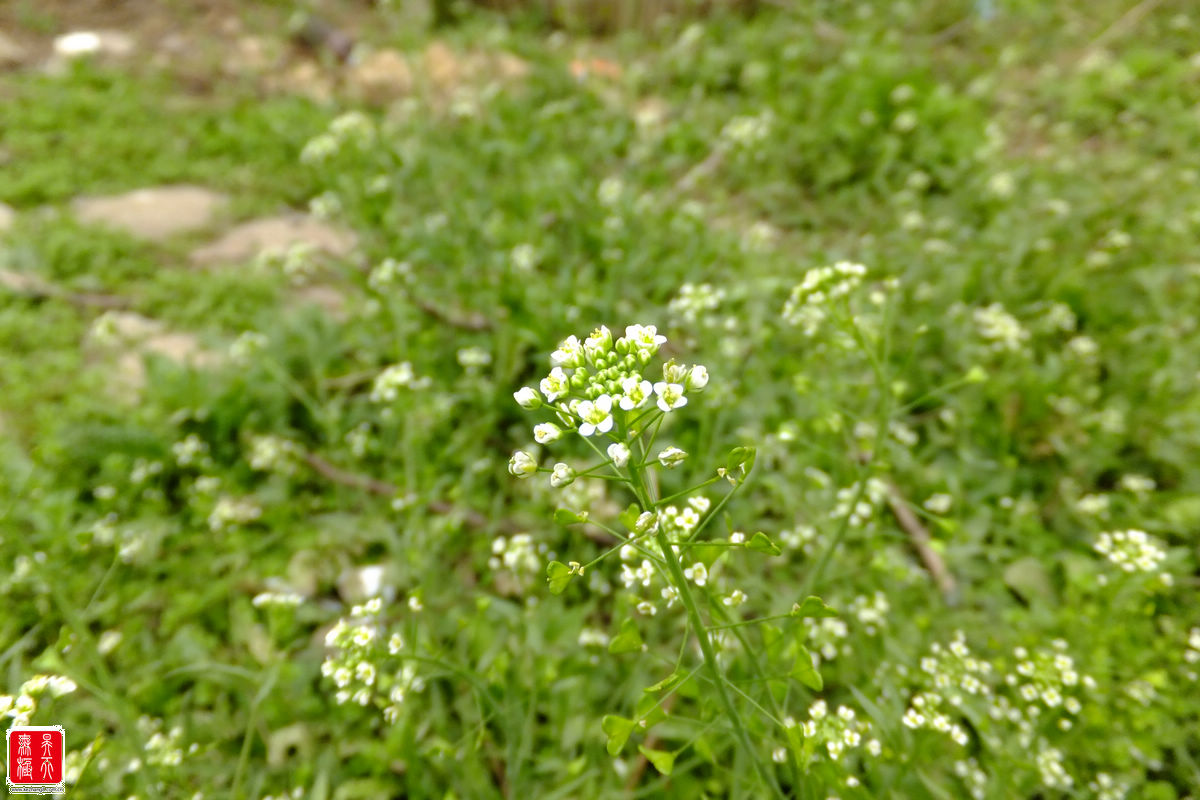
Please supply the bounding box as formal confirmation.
[0,31,28,68]
[86,312,222,400]
[290,285,348,320]
[191,214,356,267]
[0,202,13,232]
[347,48,413,104]
[73,186,226,242]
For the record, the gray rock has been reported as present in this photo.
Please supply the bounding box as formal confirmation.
[0,202,13,232]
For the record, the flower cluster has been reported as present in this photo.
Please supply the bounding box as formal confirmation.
[1184,628,1200,681]
[785,699,878,767]
[902,632,992,746]
[667,282,725,326]
[370,362,430,402]
[781,262,869,336]
[247,434,300,475]
[321,598,424,724]
[831,478,889,528]
[721,111,773,149]
[1088,772,1131,800]
[252,591,303,608]
[139,716,186,768]
[509,325,708,485]
[1,674,78,728]
[368,257,413,291]
[1093,529,1168,576]
[300,110,375,165]
[973,303,1029,352]
[1000,642,1088,733]
[208,496,262,533]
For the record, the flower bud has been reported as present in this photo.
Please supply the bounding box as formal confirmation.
[607,442,631,468]
[534,423,562,444]
[513,387,542,410]
[657,446,688,469]
[550,462,577,488]
[662,360,689,384]
[508,451,537,478]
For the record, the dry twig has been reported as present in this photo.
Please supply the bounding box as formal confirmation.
[884,481,959,604]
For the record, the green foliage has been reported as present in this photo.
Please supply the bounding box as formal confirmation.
[2,2,1200,798]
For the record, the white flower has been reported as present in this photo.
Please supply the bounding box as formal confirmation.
[551,335,584,368]
[576,395,615,436]
[597,177,624,206]
[607,442,630,468]
[654,382,688,412]
[584,326,614,360]
[534,423,562,444]
[508,451,537,478]
[619,377,653,410]
[370,362,420,402]
[657,447,687,468]
[662,361,689,384]
[514,387,541,409]
[540,367,570,402]
[923,493,953,514]
[511,244,538,272]
[686,365,709,392]
[683,562,708,586]
[550,463,576,488]
[624,324,666,352]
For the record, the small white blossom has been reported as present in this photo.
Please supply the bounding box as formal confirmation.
[514,387,541,410]
[653,382,687,412]
[576,395,615,436]
[607,443,630,468]
[619,377,653,410]
[550,463,577,488]
[533,423,562,444]
[508,451,537,478]
[657,447,687,468]
[682,562,708,586]
[540,367,570,402]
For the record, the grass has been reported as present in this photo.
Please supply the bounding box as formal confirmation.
[2,1,1199,798]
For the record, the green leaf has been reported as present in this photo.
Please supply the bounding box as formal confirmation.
[791,644,824,691]
[1003,556,1055,606]
[601,715,635,756]
[761,623,783,650]
[726,446,756,474]
[633,694,668,728]
[746,531,781,556]
[638,746,675,776]
[554,508,588,525]
[644,669,684,693]
[691,542,724,567]
[608,618,644,654]
[791,596,838,618]
[546,561,573,595]
[618,503,642,532]
[784,722,806,771]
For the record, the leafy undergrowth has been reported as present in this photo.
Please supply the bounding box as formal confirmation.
[2,2,1199,798]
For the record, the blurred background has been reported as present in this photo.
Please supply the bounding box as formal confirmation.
[2,1,1199,798]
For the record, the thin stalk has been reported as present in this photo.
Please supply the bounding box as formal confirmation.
[653,528,785,799]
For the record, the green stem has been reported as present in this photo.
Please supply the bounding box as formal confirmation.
[626,440,783,797]
[653,528,785,799]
